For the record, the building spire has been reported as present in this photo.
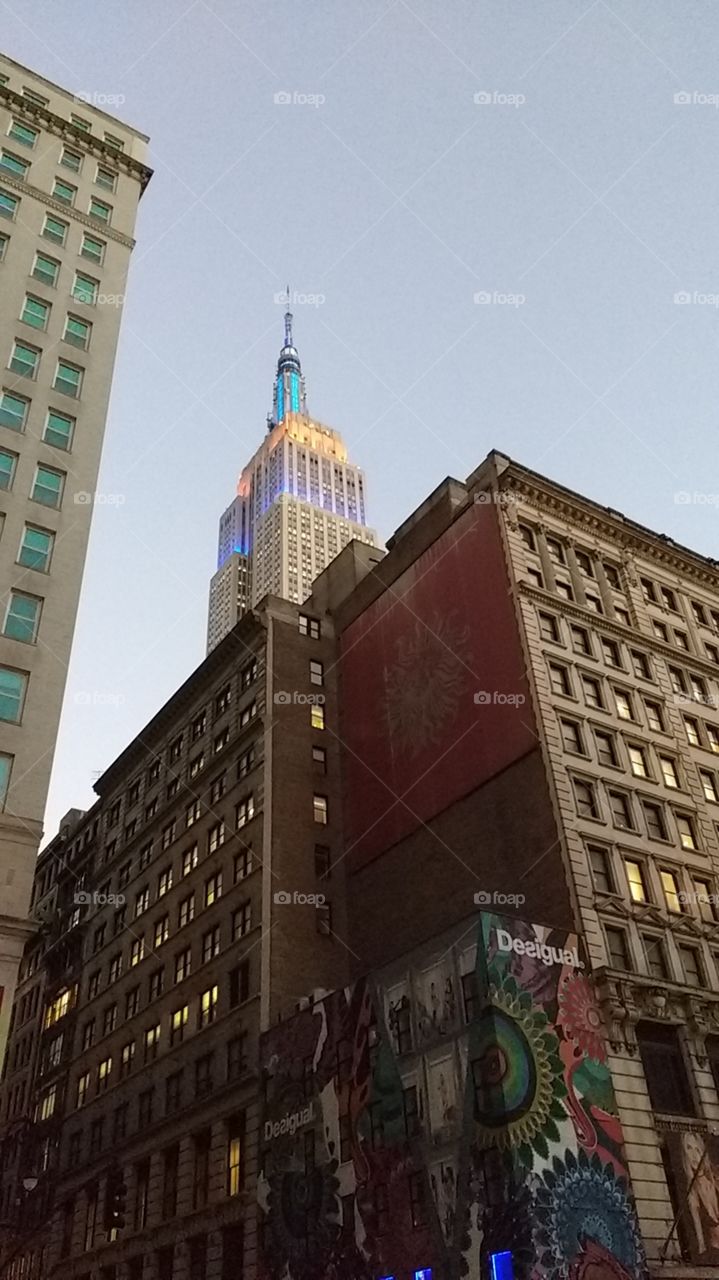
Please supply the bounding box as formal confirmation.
[271,288,307,428]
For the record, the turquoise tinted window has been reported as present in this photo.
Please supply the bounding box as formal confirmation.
[0,450,16,489]
[54,362,81,398]
[0,190,18,218]
[3,592,41,643]
[32,465,63,507]
[19,526,53,571]
[8,121,38,148]
[0,393,27,431]
[0,667,27,722]
[0,152,29,177]
[9,343,38,377]
[44,410,74,449]
[0,753,12,804]
[21,297,49,329]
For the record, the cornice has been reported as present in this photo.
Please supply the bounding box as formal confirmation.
[504,473,719,589]
[0,169,136,249]
[0,85,152,194]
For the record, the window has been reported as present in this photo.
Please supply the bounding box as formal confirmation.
[81,232,105,263]
[234,846,252,881]
[154,915,169,948]
[228,961,249,1008]
[0,150,29,178]
[299,614,320,638]
[614,689,633,720]
[0,188,18,219]
[210,774,225,803]
[170,1005,189,1045]
[227,1116,245,1195]
[660,869,683,913]
[573,778,599,819]
[125,986,139,1018]
[89,197,112,223]
[560,719,584,754]
[162,820,176,850]
[642,934,669,980]
[0,665,28,722]
[679,944,703,986]
[52,178,76,204]
[81,1018,95,1051]
[659,755,679,789]
[3,591,41,643]
[108,952,122,981]
[0,232,6,260]
[313,794,328,824]
[96,165,116,191]
[241,659,257,689]
[310,658,324,685]
[239,701,256,727]
[701,769,719,802]
[138,1088,154,1127]
[668,666,686,696]
[232,901,251,940]
[186,798,201,827]
[601,638,620,667]
[636,1022,694,1115]
[157,865,173,897]
[215,685,231,715]
[195,1053,213,1098]
[538,612,560,643]
[76,1072,90,1107]
[54,359,83,398]
[182,845,199,877]
[199,985,218,1027]
[555,578,574,601]
[72,272,98,305]
[42,213,67,244]
[604,925,631,970]
[644,699,665,732]
[97,1057,112,1091]
[236,795,254,828]
[189,752,204,779]
[120,1041,135,1078]
[204,872,222,906]
[8,119,38,148]
[214,728,229,753]
[314,843,331,879]
[625,859,649,903]
[527,564,544,589]
[162,1146,179,1219]
[21,294,50,331]
[694,878,717,922]
[581,675,602,708]
[317,903,332,935]
[643,802,668,841]
[130,937,145,966]
[588,843,614,893]
[0,391,29,432]
[60,146,82,172]
[139,839,153,868]
[227,1034,247,1080]
[208,823,225,854]
[31,463,64,507]
[609,789,634,829]
[192,1131,211,1210]
[64,314,91,350]
[676,813,698,851]
[594,730,618,767]
[0,447,17,490]
[102,1004,117,1036]
[10,339,39,378]
[708,725,719,754]
[135,886,149,918]
[178,893,195,928]
[144,1023,161,1061]
[175,947,192,983]
[202,925,221,963]
[628,744,649,779]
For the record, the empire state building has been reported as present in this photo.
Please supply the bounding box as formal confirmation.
[206,305,376,651]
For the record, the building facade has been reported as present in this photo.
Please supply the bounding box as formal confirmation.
[0,592,351,1279]
[0,51,151,1065]
[206,305,375,652]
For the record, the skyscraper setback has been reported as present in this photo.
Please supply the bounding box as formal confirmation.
[206,303,375,651]
[0,53,151,1066]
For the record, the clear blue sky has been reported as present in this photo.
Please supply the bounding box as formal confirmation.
[4,0,718,838]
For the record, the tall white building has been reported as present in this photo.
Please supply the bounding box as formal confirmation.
[207,306,376,651]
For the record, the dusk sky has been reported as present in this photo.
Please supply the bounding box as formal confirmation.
[3,0,718,839]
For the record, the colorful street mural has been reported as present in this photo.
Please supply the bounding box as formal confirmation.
[257,915,647,1280]
[663,1130,719,1264]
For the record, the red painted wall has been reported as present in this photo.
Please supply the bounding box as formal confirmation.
[340,500,537,867]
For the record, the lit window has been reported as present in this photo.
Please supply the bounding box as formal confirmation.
[628,745,649,779]
[660,870,682,913]
[199,985,218,1027]
[676,814,698,851]
[311,704,325,730]
[614,689,633,720]
[625,859,648,903]
[313,794,328,825]
[659,756,679,789]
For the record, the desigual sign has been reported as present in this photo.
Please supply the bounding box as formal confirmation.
[264,1101,315,1142]
[495,927,584,970]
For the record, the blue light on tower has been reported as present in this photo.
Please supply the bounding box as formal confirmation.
[290,370,301,412]
[276,378,284,423]
[414,1270,432,1280]
[489,1252,514,1280]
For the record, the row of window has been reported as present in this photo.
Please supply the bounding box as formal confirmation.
[0,206,106,265]
[0,147,114,222]
[603,916,718,992]
[572,772,699,849]
[73,963,251,1113]
[7,336,84,396]
[589,839,716,919]
[0,85,126,149]
[6,115,119,188]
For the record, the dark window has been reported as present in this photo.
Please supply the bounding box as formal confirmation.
[403,1084,420,1136]
[165,1071,183,1114]
[162,1145,179,1220]
[193,1130,211,1210]
[134,1161,150,1230]
[408,1171,426,1227]
[605,926,631,970]
[636,1022,695,1116]
[138,1088,154,1127]
[227,1033,247,1080]
[314,844,331,879]
[221,1226,244,1280]
[195,1053,213,1098]
[588,844,613,893]
[229,961,250,1008]
[461,970,479,1023]
[156,1247,174,1280]
[189,1234,207,1280]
